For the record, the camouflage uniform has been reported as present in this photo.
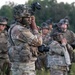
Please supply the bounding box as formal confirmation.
[0,16,10,75]
[35,22,51,70]
[51,18,75,46]
[46,40,69,75]
[50,18,75,74]
[51,28,75,46]
[50,19,75,61]
[46,18,53,34]
[37,22,69,75]
[8,5,42,75]
[41,23,52,69]
[35,33,51,70]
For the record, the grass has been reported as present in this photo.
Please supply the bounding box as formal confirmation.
[36,69,49,75]
[2,63,75,75]
[36,63,75,75]
[69,63,75,75]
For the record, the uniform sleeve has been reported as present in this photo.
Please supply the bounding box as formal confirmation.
[19,27,42,46]
[70,31,75,49]
[71,31,75,39]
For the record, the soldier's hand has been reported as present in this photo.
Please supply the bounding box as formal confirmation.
[61,38,67,45]
[30,16,38,31]
[31,16,35,22]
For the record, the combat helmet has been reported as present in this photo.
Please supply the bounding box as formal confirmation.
[0,16,8,25]
[58,18,69,26]
[46,18,53,25]
[41,22,49,29]
[13,4,32,19]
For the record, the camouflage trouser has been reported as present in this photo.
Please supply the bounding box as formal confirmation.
[50,66,68,75]
[0,59,11,75]
[35,54,46,70]
[11,61,36,75]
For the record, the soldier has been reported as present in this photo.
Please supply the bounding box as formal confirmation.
[46,18,53,33]
[8,4,42,75]
[35,22,51,71]
[50,18,75,73]
[38,37,71,75]
[51,18,75,57]
[41,22,51,46]
[51,18,75,45]
[0,16,11,75]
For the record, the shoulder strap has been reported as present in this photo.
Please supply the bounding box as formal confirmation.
[8,24,16,46]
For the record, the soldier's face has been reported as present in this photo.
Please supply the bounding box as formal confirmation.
[21,17,31,25]
[0,25,6,31]
[60,24,68,32]
[42,28,49,35]
[24,17,31,24]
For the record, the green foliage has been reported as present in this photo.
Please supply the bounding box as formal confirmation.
[0,0,75,32]
[36,69,49,75]
[36,63,75,75]
[0,5,13,25]
[0,2,16,26]
[70,63,75,75]
[27,0,75,32]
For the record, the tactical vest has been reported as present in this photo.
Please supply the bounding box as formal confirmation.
[46,41,67,68]
[8,24,32,62]
[51,29,74,61]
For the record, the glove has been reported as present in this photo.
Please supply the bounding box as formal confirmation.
[38,45,49,53]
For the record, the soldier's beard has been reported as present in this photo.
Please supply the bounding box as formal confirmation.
[60,28,67,33]
[20,18,29,26]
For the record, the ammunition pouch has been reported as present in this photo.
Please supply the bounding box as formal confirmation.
[0,43,7,53]
[8,44,31,62]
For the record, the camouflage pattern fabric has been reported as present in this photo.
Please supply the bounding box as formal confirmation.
[46,40,68,75]
[51,29,75,45]
[35,33,51,70]
[8,23,42,75]
[46,41,67,67]
[0,31,10,75]
[50,25,75,74]
[50,68,67,75]
[43,33,51,46]
[30,46,38,57]
[51,28,75,62]
[8,24,42,62]
[11,62,36,75]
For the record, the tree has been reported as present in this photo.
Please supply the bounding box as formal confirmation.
[27,0,75,32]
